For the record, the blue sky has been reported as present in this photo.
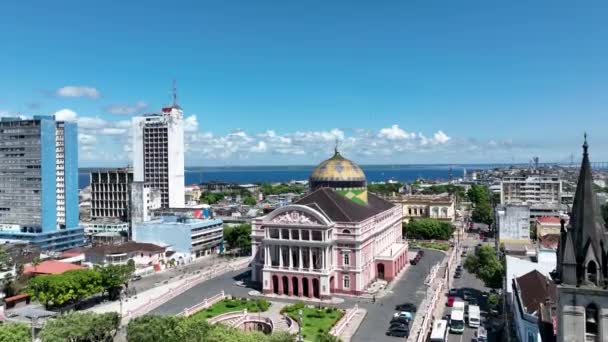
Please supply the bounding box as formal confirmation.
[1,1,607,166]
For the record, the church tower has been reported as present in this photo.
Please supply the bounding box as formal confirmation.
[556,136,608,342]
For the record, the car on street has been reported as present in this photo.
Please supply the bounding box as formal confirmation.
[131,275,142,281]
[456,265,462,271]
[395,303,417,312]
[448,288,458,297]
[390,316,410,326]
[389,321,409,330]
[463,290,472,301]
[447,296,455,307]
[235,280,246,287]
[393,311,413,321]
[386,326,410,338]
[475,326,488,342]
[454,271,462,279]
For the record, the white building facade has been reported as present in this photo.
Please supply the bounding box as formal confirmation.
[133,105,185,208]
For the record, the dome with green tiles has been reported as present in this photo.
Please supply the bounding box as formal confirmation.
[309,149,368,205]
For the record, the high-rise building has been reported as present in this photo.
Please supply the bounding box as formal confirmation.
[90,168,133,220]
[0,116,84,251]
[501,174,562,205]
[555,137,608,342]
[132,104,185,208]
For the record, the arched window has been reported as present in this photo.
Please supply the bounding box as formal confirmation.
[587,260,598,285]
[343,275,350,289]
[343,253,350,266]
[586,304,599,341]
[342,229,351,234]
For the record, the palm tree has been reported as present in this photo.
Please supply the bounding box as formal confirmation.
[32,256,41,274]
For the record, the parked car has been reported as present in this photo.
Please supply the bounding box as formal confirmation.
[456,265,463,271]
[454,271,462,279]
[389,321,409,330]
[390,316,410,325]
[386,326,410,338]
[447,296,455,307]
[395,303,417,312]
[475,326,488,342]
[410,258,418,265]
[448,288,458,297]
[393,311,413,321]
[131,275,142,281]
[463,290,472,301]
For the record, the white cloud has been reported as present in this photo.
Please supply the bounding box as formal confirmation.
[54,108,78,121]
[183,115,199,132]
[105,101,147,115]
[250,141,268,153]
[78,133,97,145]
[56,86,100,99]
[101,128,128,135]
[78,116,107,130]
[433,130,451,144]
[378,125,416,140]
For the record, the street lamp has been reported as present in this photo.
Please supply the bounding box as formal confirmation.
[297,309,303,342]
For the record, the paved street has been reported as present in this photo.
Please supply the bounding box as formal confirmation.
[348,249,444,342]
[443,233,498,342]
[129,255,242,295]
[150,248,445,342]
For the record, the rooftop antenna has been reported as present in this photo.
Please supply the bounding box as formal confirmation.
[172,79,178,107]
[334,137,340,154]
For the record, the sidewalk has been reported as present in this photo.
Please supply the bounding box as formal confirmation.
[87,257,250,321]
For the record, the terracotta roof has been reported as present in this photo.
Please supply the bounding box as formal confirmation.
[536,216,562,225]
[24,260,86,275]
[539,234,560,250]
[296,188,394,223]
[514,270,556,317]
[84,241,166,257]
[60,248,85,258]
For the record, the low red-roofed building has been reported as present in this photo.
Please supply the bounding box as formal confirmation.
[535,216,564,239]
[24,260,86,275]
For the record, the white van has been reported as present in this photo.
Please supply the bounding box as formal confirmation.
[450,301,465,334]
[430,319,449,341]
[468,305,481,328]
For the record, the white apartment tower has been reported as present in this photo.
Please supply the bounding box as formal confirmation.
[133,96,185,209]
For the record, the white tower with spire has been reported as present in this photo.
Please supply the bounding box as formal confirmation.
[132,82,185,208]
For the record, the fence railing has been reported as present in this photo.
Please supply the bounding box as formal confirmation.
[330,304,359,336]
[124,258,250,322]
[408,244,459,342]
[178,291,226,317]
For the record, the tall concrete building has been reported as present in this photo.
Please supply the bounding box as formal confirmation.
[90,168,133,220]
[0,116,84,250]
[132,103,185,208]
[555,137,608,342]
[501,174,562,205]
[495,205,531,243]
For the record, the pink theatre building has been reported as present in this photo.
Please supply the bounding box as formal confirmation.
[251,150,408,299]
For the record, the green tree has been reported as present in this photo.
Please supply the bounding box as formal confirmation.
[530,223,537,240]
[403,218,455,240]
[471,201,493,226]
[2,273,16,298]
[463,245,504,288]
[127,315,181,342]
[0,323,30,342]
[200,192,225,204]
[367,182,403,196]
[224,224,252,253]
[260,183,305,196]
[421,184,466,201]
[39,312,120,342]
[96,264,134,300]
[243,196,257,206]
[28,269,103,308]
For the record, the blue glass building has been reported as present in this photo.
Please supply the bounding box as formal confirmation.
[0,116,85,251]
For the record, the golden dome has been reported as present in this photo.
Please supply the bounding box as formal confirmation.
[310,150,366,183]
